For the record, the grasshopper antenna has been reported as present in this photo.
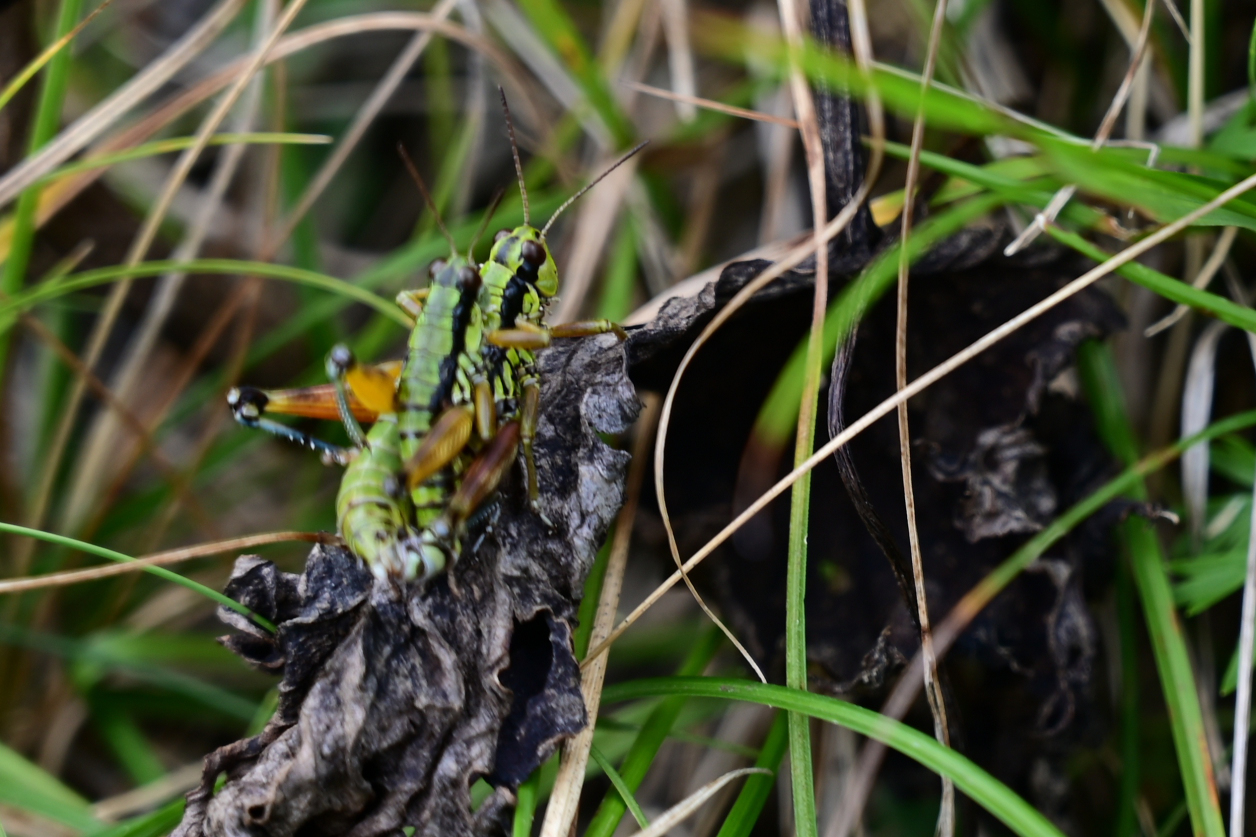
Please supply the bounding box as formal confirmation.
[498,87,529,226]
[541,140,648,238]
[397,142,458,253]
[469,187,506,258]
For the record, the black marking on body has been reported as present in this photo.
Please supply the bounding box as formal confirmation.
[430,268,482,412]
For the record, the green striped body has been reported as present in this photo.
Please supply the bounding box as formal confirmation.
[478,226,556,411]
[335,414,427,578]
[395,255,484,527]
[333,254,483,582]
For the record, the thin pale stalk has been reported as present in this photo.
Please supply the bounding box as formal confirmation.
[0,0,86,404]
[0,0,249,210]
[658,0,697,121]
[627,769,773,837]
[622,81,801,126]
[269,0,458,250]
[590,166,1256,664]
[48,0,311,539]
[69,0,277,535]
[1145,226,1237,337]
[0,14,535,266]
[1189,0,1204,148]
[1229,286,1256,837]
[540,396,659,837]
[895,0,953,831]
[1003,0,1154,255]
[0,532,326,595]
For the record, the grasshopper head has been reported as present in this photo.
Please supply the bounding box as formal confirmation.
[491,225,557,298]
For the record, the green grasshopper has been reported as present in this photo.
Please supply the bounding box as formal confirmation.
[460,90,641,511]
[229,119,644,579]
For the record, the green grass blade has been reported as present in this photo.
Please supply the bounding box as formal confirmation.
[715,710,787,837]
[83,798,184,837]
[512,770,540,837]
[589,744,650,828]
[0,0,84,384]
[33,133,331,186]
[600,677,1065,837]
[1042,139,1256,230]
[0,740,99,831]
[1046,228,1256,334]
[513,0,634,145]
[0,522,275,631]
[1,625,258,721]
[1115,552,1140,837]
[785,224,824,837]
[597,218,638,322]
[0,258,410,329]
[1078,341,1226,837]
[584,627,723,837]
[574,538,612,659]
[696,19,1013,137]
[93,703,167,785]
[878,140,1104,228]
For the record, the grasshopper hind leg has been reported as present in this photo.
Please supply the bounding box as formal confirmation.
[227,386,352,465]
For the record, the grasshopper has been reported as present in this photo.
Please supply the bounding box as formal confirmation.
[228,116,644,578]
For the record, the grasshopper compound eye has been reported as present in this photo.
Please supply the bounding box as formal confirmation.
[521,240,546,267]
[428,258,447,278]
[459,265,482,291]
[494,228,510,243]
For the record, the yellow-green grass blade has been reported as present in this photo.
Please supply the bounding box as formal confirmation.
[514,0,634,145]
[1078,341,1226,837]
[0,0,85,388]
[30,132,331,187]
[1048,227,1256,334]
[0,259,409,329]
[0,740,99,831]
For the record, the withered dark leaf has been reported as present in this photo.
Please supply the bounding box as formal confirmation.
[174,334,638,837]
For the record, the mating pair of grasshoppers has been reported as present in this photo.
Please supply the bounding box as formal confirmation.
[230,93,639,584]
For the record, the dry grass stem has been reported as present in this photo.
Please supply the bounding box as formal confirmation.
[545,397,659,837]
[91,762,203,821]
[53,0,312,537]
[14,307,217,536]
[658,0,697,122]
[1004,0,1154,256]
[0,532,327,595]
[591,166,1256,664]
[627,768,773,837]
[270,0,459,251]
[892,0,955,832]
[0,0,250,210]
[623,81,801,127]
[638,0,884,684]
[70,3,278,541]
[0,12,537,265]
[1145,226,1237,336]
[550,153,639,325]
